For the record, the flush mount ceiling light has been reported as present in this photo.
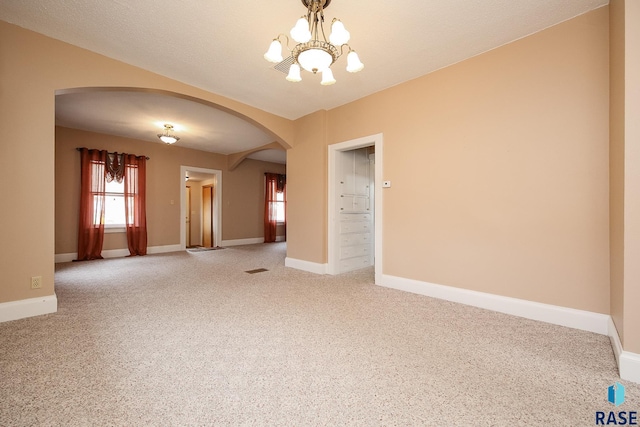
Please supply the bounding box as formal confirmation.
[157,124,180,144]
[264,0,363,85]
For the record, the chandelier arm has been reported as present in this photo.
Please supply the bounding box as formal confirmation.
[276,33,292,51]
[273,33,293,53]
[339,43,352,57]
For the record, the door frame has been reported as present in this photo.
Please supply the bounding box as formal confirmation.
[328,133,383,282]
[180,166,222,250]
[186,185,192,247]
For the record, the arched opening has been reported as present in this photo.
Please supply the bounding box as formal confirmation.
[55,87,292,150]
[54,86,290,261]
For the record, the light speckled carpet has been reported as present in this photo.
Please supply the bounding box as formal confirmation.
[1,243,638,426]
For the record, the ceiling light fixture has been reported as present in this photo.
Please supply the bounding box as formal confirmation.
[264,0,363,85]
[157,124,180,144]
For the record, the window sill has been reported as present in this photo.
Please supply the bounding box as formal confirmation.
[105,226,126,234]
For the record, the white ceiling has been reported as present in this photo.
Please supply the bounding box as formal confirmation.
[1,0,607,163]
[55,90,283,162]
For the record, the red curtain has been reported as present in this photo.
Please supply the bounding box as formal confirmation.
[264,173,286,243]
[76,149,147,260]
[76,148,107,260]
[124,154,147,256]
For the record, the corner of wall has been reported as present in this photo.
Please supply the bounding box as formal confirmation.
[609,317,640,384]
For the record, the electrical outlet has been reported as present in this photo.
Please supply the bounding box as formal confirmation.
[31,276,42,289]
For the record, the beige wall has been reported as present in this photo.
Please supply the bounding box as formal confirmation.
[289,8,610,313]
[610,0,640,354]
[223,158,286,240]
[624,0,640,354]
[55,126,285,254]
[287,110,329,263]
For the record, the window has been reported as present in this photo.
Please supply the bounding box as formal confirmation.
[77,148,148,260]
[103,179,126,227]
[89,157,139,229]
[275,190,285,223]
[264,173,286,243]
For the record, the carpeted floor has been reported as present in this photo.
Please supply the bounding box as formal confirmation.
[1,242,638,426]
[186,246,225,252]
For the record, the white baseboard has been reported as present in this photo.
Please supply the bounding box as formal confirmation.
[0,294,58,323]
[221,238,264,246]
[285,257,327,275]
[379,274,609,335]
[380,275,640,384]
[148,244,182,255]
[610,318,624,366]
[221,236,285,247]
[55,244,182,263]
[620,352,640,384]
[56,239,288,261]
[608,318,640,384]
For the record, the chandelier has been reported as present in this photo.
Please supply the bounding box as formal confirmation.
[157,124,179,144]
[264,0,364,85]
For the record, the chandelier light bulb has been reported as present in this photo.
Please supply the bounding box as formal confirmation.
[329,20,350,46]
[286,63,302,82]
[264,39,283,63]
[346,51,364,73]
[290,17,311,43]
[321,68,336,86]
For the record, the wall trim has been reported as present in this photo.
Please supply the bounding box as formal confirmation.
[222,238,263,247]
[620,352,640,385]
[221,236,285,247]
[180,166,223,251]
[609,318,640,384]
[148,244,182,254]
[285,257,327,275]
[56,238,287,262]
[609,318,624,366]
[327,133,383,277]
[54,244,182,263]
[0,294,58,323]
[379,274,609,335]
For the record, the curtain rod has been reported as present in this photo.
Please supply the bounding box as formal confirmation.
[76,147,150,160]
